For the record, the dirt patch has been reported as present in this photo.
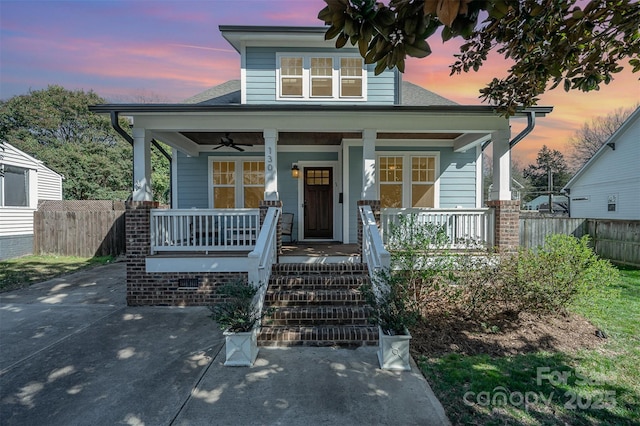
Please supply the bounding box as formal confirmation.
[410,311,606,358]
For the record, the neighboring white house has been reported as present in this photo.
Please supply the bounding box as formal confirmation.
[0,142,63,260]
[562,107,640,220]
[523,194,569,212]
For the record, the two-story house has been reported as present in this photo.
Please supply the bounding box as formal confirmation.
[90,26,552,309]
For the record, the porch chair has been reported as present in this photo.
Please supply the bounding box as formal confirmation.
[281,213,294,243]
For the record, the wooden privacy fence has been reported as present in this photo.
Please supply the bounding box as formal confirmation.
[520,215,640,267]
[34,200,126,257]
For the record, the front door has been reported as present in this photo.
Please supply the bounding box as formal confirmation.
[303,167,333,239]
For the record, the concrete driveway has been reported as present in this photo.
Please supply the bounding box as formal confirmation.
[0,261,449,425]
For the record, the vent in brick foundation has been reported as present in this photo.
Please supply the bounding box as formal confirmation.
[178,278,201,288]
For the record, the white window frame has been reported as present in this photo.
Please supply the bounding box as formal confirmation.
[276,52,367,101]
[376,152,440,208]
[0,163,30,208]
[208,157,265,209]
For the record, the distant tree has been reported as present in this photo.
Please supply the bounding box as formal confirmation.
[522,146,571,203]
[318,0,640,115]
[0,85,168,202]
[567,105,638,170]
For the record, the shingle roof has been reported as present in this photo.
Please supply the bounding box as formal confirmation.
[182,79,456,106]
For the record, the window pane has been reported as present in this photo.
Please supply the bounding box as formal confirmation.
[213,161,235,185]
[311,58,332,76]
[412,156,435,183]
[282,78,302,96]
[340,57,362,76]
[341,79,362,97]
[4,166,28,207]
[214,187,235,208]
[311,78,332,96]
[244,187,262,208]
[243,161,264,185]
[281,57,302,75]
[412,184,434,208]
[380,157,403,182]
[380,184,402,208]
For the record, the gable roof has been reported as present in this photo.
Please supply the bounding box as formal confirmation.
[563,106,640,191]
[183,80,457,106]
[0,142,63,177]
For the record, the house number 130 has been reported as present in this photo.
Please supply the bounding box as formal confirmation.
[267,147,274,171]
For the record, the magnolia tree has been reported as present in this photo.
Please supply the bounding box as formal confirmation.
[318,0,640,115]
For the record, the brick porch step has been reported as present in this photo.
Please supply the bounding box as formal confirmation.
[259,262,377,347]
[259,325,379,347]
[268,275,367,290]
[267,305,370,326]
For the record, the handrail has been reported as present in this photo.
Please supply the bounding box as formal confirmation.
[248,207,281,325]
[359,205,391,298]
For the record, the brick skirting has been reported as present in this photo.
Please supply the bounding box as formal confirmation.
[125,201,247,306]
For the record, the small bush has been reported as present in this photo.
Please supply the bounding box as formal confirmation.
[209,280,264,332]
[498,234,619,316]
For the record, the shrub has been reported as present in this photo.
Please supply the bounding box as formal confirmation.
[209,280,264,332]
[498,234,619,316]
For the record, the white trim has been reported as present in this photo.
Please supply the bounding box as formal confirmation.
[207,156,265,209]
[376,151,441,209]
[240,42,247,104]
[277,145,340,153]
[171,147,178,208]
[275,52,367,102]
[146,256,248,273]
[475,145,482,208]
[296,160,341,242]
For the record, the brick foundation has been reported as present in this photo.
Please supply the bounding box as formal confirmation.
[486,199,520,253]
[356,199,381,258]
[125,201,247,306]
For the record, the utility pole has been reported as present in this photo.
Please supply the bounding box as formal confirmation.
[548,168,553,214]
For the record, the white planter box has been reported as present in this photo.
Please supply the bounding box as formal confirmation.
[223,328,259,367]
[377,325,412,371]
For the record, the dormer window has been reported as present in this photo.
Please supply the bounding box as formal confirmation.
[276,53,366,101]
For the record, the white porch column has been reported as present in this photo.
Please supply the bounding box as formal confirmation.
[132,128,153,202]
[490,129,512,201]
[361,129,377,199]
[263,128,279,201]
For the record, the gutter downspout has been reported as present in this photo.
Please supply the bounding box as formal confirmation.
[481,110,537,151]
[109,111,173,207]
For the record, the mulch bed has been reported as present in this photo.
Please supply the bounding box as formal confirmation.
[410,311,607,358]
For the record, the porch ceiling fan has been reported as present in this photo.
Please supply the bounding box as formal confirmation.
[213,133,253,152]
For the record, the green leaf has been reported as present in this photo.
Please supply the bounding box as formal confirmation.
[325,25,342,40]
[405,39,432,58]
[374,59,387,75]
[336,33,349,48]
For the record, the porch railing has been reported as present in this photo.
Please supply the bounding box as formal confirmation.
[359,205,391,297]
[380,208,495,250]
[248,207,281,322]
[149,208,260,254]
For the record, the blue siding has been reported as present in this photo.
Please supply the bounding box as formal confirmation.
[245,46,397,105]
[176,151,209,208]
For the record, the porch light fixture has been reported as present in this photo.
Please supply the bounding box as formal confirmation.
[291,164,300,179]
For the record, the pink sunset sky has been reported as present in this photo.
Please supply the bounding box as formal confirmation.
[1,0,638,165]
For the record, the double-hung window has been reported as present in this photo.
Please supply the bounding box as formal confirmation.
[0,164,29,207]
[277,53,366,100]
[211,159,264,208]
[378,154,438,208]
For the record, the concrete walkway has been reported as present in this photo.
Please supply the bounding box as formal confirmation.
[0,262,450,425]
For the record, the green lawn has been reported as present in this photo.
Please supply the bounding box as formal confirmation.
[418,267,640,425]
[0,255,114,292]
